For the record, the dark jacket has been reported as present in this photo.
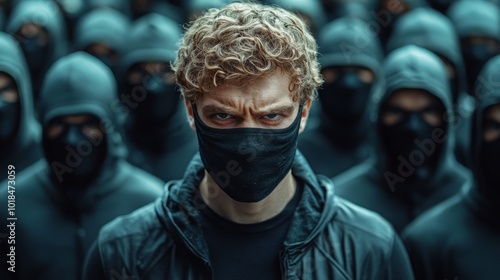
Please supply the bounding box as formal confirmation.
[401,55,500,280]
[0,52,164,280]
[334,45,471,233]
[0,32,42,182]
[299,17,382,177]
[119,13,198,182]
[386,7,474,165]
[88,152,415,279]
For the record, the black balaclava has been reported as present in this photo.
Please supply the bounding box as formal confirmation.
[317,17,383,145]
[320,67,373,123]
[387,8,466,106]
[447,0,500,96]
[471,55,500,203]
[42,115,107,188]
[427,0,451,14]
[377,45,452,186]
[125,63,179,122]
[0,75,20,145]
[118,14,182,150]
[38,51,125,191]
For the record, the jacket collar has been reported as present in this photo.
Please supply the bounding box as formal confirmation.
[156,151,338,263]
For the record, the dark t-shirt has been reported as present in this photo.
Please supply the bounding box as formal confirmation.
[199,182,303,280]
[82,182,303,280]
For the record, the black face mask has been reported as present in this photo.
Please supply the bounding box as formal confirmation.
[319,70,372,123]
[126,71,179,121]
[193,103,302,203]
[20,36,51,77]
[378,108,446,183]
[43,119,107,188]
[480,131,500,197]
[0,84,20,144]
[462,42,498,94]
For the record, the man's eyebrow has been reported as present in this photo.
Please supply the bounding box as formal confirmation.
[201,104,296,115]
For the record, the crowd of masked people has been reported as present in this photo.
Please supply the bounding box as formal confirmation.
[0,0,499,279]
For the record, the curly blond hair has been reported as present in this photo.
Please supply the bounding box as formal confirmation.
[173,1,323,103]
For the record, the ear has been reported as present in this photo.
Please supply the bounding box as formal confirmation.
[299,98,312,134]
[184,97,196,131]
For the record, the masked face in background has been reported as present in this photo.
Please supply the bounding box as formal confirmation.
[0,72,20,145]
[319,66,375,123]
[378,89,446,183]
[125,62,179,122]
[461,37,500,95]
[15,23,53,81]
[480,104,500,195]
[43,114,107,188]
[84,43,120,71]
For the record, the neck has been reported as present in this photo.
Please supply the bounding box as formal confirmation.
[199,170,297,224]
[319,115,367,148]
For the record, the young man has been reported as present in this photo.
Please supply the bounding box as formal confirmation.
[83,3,414,279]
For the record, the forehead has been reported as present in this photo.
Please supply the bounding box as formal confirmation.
[200,71,295,104]
[0,72,15,86]
[485,104,500,122]
[385,89,440,107]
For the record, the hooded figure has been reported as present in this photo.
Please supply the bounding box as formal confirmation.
[0,52,163,280]
[387,7,473,166]
[402,54,500,280]
[6,0,67,102]
[0,32,41,182]
[447,0,500,96]
[73,7,130,75]
[266,0,327,36]
[298,17,382,177]
[119,13,198,182]
[334,45,471,233]
[87,0,131,17]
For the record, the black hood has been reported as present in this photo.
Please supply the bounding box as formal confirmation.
[38,51,126,175]
[374,45,457,186]
[6,0,67,65]
[73,8,130,57]
[117,13,181,85]
[266,0,327,35]
[447,1,500,41]
[0,31,40,155]
[387,7,466,98]
[470,55,500,202]
[87,0,131,17]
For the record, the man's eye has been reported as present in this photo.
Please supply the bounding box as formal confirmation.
[214,113,231,120]
[265,114,279,120]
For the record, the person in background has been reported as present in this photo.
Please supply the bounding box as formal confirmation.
[386,7,473,166]
[0,32,41,182]
[402,54,500,280]
[118,13,198,182]
[6,0,67,103]
[82,3,414,279]
[299,17,382,177]
[266,0,327,36]
[0,52,164,280]
[447,0,500,96]
[72,7,130,76]
[334,45,471,233]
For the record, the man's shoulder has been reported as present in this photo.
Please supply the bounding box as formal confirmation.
[115,161,165,193]
[99,200,166,245]
[329,196,397,246]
